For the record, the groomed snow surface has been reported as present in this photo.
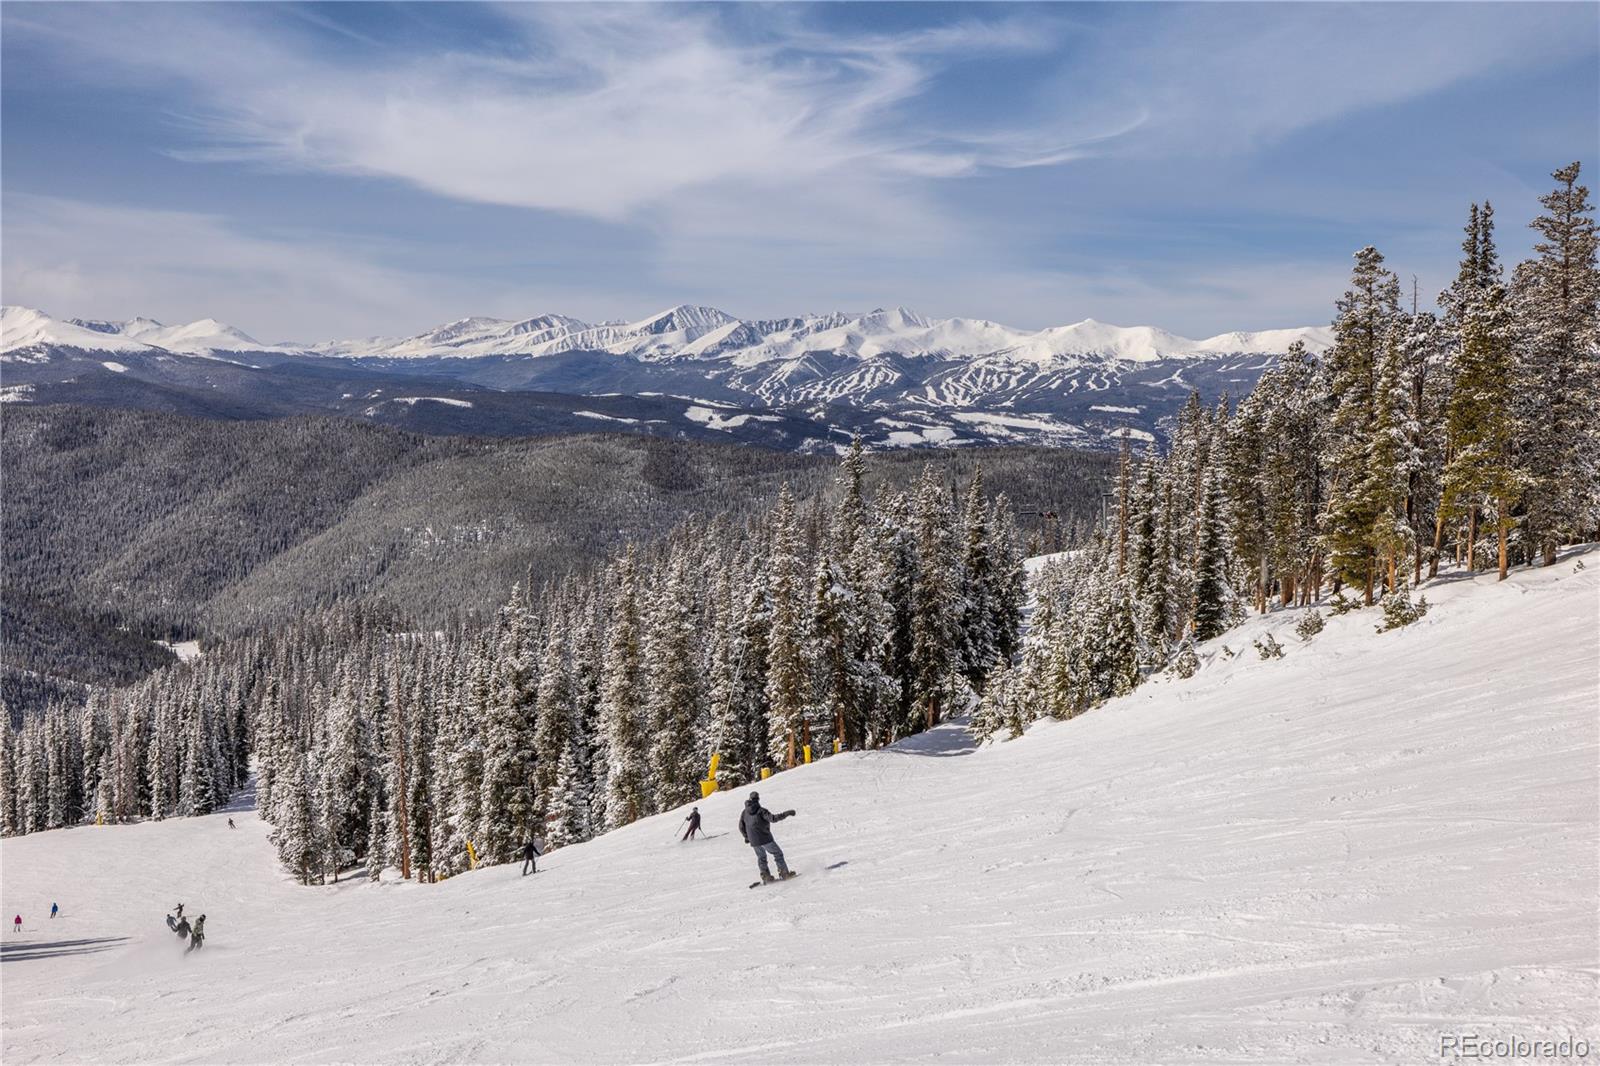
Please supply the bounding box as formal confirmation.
[3,552,1597,1064]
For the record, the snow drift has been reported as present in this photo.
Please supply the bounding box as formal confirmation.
[2,551,1595,1063]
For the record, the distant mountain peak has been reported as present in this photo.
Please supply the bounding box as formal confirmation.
[3,306,284,356]
[4,303,1333,372]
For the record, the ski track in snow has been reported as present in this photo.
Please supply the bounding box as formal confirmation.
[2,553,1597,1064]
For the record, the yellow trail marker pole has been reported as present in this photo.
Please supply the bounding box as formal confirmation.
[760,767,772,780]
[466,841,479,870]
[803,745,812,765]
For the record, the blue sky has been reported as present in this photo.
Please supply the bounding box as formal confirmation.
[2,2,1595,341]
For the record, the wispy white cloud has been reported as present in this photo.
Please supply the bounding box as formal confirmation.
[9,4,1056,220]
[1044,3,1597,158]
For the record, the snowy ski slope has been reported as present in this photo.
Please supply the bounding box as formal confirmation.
[3,551,1597,1064]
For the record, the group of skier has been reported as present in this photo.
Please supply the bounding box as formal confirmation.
[679,791,800,885]
[11,902,60,932]
[10,797,790,953]
[165,902,208,954]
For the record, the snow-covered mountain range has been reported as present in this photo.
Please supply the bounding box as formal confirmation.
[0,303,1332,451]
[4,303,1330,365]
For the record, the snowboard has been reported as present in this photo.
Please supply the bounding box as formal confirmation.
[748,872,801,889]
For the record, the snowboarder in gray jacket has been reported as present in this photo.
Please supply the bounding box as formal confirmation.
[739,792,795,883]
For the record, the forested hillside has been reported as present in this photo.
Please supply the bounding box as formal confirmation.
[1,408,1112,713]
[978,164,1599,736]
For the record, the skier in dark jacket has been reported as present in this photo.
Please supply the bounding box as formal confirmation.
[174,903,185,920]
[186,915,206,954]
[521,839,542,876]
[174,915,192,941]
[739,792,795,882]
[681,807,703,841]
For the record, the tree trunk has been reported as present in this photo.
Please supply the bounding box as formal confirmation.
[1466,509,1480,572]
[1498,515,1509,580]
[1543,537,1558,567]
[1362,559,1374,606]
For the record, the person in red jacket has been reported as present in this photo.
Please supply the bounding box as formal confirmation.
[12,914,20,934]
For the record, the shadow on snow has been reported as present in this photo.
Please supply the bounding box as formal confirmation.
[1,936,131,963]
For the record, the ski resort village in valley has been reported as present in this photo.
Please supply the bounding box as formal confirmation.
[1,3,1596,1064]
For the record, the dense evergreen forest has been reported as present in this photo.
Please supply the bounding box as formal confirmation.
[2,164,1595,887]
[1,413,1111,713]
[976,163,1599,737]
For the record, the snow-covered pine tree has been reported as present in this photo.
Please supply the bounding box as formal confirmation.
[568,600,605,836]
[480,585,539,862]
[532,619,573,822]
[407,667,436,882]
[177,692,214,817]
[988,495,1026,667]
[1365,321,1421,595]
[876,489,918,742]
[146,686,179,820]
[599,550,650,828]
[446,638,491,868]
[255,676,283,815]
[959,468,1000,688]
[365,792,386,881]
[1434,202,1502,570]
[909,467,966,733]
[766,485,813,768]
[1396,309,1446,583]
[0,717,19,836]
[1191,467,1233,642]
[1269,343,1328,605]
[1514,162,1600,565]
[546,728,593,849]
[277,749,319,885]
[1222,387,1270,612]
[1323,246,1403,602]
[646,553,702,809]
[811,551,858,753]
[79,694,108,820]
[731,567,774,777]
[1444,285,1524,579]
